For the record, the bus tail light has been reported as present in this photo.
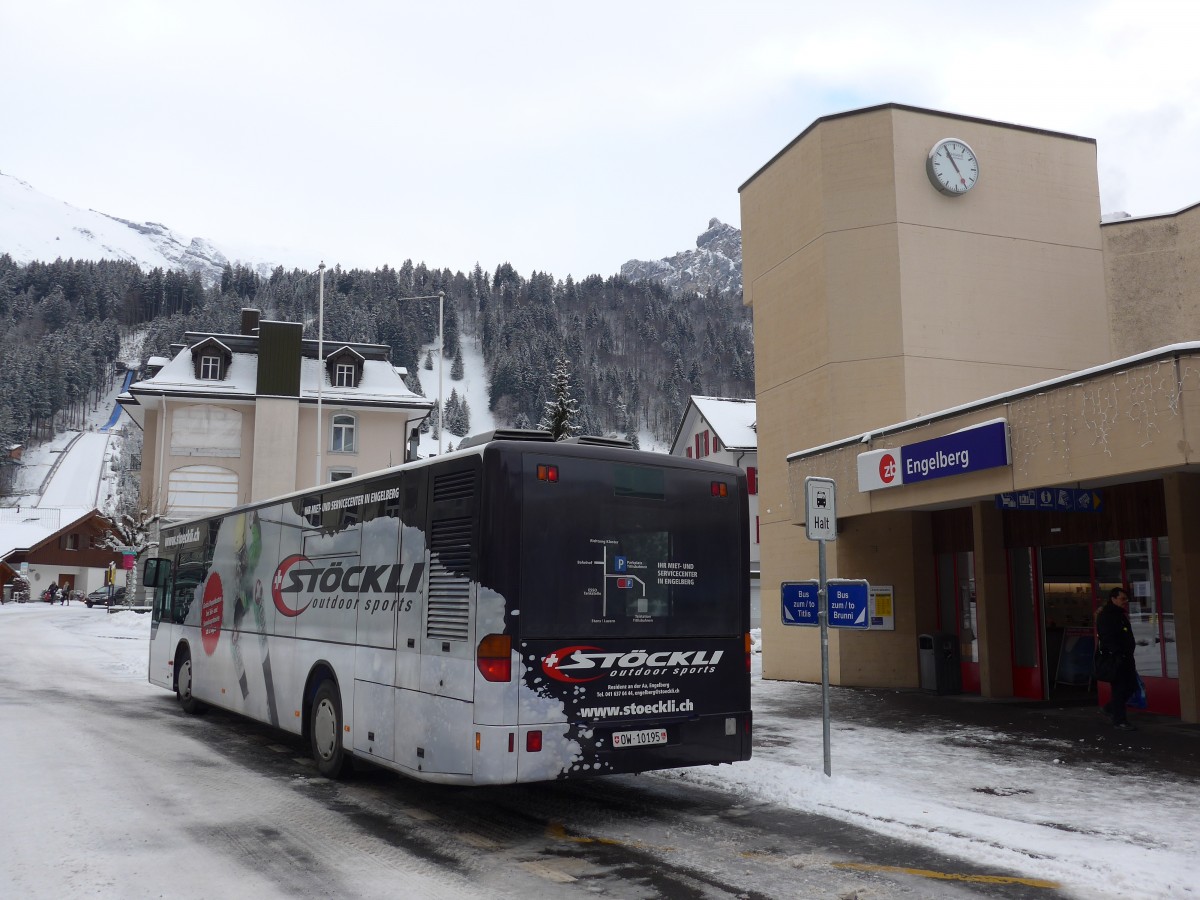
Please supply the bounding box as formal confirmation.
[477,633,512,682]
[745,632,752,673]
[526,730,543,752]
[537,464,559,483]
[711,481,728,497]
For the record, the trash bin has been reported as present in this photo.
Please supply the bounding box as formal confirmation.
[918,634,937,691]
[934,632,962,695]
[1,584,10,604]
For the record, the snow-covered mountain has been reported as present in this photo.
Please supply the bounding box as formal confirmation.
[0,171,274,284]
[620,218,742,296]
[3,168,740,298]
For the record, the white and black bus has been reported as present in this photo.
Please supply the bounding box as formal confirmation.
[144,430,752,785]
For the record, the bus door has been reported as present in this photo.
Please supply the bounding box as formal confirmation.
[146,556,175,688]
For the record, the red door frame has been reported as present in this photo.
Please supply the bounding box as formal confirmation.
[1009,548,1046,700]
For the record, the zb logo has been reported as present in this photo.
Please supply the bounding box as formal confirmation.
[879,453,897,485]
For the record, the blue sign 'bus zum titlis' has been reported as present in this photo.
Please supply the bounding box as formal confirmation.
[781,580,870,629]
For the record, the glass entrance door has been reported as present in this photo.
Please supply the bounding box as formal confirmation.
[1018,539,1179,713]
[1039,544,1096,698]
[1095,538,1180,716]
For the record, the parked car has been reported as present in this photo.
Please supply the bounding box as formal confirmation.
[85,586,126,608]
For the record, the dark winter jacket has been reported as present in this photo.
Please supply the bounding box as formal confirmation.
[1096,601,1136,659]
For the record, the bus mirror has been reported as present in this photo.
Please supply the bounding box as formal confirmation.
[143,558,171,589]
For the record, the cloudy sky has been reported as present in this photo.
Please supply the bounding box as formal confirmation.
[3,1,1198,279]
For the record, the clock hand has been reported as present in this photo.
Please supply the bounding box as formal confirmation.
[945,149,964,181]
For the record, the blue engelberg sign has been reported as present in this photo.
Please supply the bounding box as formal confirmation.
[900,420,1009,484]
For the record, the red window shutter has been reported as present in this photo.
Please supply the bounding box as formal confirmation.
[703,430,710,456]
[695,434,700,458]
[713,436,720,453]
[685,447,692,458]
[747,467,758,495]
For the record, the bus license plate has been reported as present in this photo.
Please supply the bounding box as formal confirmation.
[612,728,668,749]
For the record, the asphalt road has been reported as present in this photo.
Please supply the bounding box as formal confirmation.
[0,606,1070,899]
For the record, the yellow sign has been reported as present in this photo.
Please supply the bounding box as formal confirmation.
[868,585,895,631]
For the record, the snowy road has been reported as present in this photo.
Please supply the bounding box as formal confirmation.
[0,606,1064,900]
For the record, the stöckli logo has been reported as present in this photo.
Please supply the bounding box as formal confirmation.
[271,555,425,617]
[542,646,726,682]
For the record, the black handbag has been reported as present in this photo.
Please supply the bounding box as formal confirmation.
[1094,649,1118,682]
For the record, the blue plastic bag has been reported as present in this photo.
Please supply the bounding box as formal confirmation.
[1128,674,1148,709]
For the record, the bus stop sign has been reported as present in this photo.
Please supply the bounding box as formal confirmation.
[805,477,836,541]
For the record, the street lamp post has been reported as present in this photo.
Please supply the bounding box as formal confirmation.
[402,291,445,457]
[315,262,326,487]
[312,273,443,486]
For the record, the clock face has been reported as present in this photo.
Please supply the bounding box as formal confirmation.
[926,138,979,195]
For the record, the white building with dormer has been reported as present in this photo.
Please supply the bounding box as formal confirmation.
[118,309,433,521]
[670,395,759,623]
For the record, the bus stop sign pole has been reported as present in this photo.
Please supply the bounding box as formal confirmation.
[805,477,837,777]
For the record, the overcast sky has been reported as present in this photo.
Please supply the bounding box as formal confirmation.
[3,1,1198,280]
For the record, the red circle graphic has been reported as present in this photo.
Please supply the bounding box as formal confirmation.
[201,573,224,656]
[879,453,897,485]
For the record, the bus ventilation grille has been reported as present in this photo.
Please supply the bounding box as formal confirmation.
[427,517,471,642]
[457,428,554,449]
[562,435,634,448]
[433,470,475,503]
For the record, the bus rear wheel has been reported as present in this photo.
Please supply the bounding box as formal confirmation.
[176,648,204,714]
[310,681,348,778]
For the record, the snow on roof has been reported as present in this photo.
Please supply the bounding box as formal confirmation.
[300,357,430,406]
[128,348,431,408]
[146,356,170,367]
[0,507,94,560]
[690,396,757,449]
[130,348,257,395]
[0,524,41,559]
[191,336,233,354]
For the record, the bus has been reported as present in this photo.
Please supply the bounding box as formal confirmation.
[143,430,753,785]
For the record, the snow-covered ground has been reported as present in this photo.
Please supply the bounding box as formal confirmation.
[668,670,1198,900]
[2,606,1192,900]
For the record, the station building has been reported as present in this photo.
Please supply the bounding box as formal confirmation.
[740,103,1200,722]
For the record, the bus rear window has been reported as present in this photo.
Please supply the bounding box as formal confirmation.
[613,464,665,500]
[520,458,743,638]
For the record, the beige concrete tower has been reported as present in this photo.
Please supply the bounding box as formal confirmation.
[740,104,1112,680]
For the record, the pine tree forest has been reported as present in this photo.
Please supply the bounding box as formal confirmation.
[0,252,753,488]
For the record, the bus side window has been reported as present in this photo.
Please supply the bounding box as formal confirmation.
[145,558,173,623]
[172,560,206,625]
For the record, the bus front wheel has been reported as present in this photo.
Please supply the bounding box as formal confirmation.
[310,681,348,778]
[176,648,204,715]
